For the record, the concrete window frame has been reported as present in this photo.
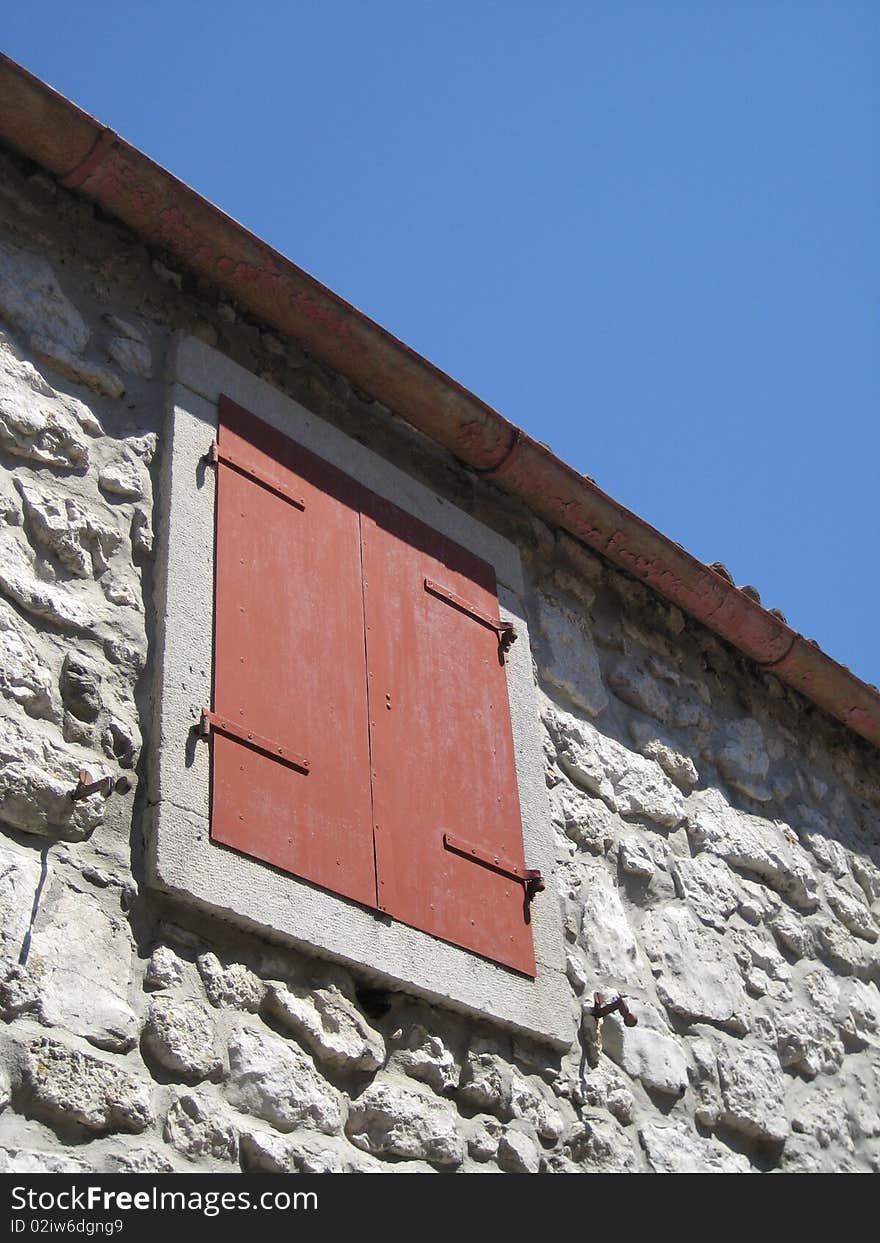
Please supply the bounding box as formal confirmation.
[147,334,572,1047]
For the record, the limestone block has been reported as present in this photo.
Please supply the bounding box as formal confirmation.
[0,528,103,637]
[144,945,185,990]
[578,862,648,989]
[716,718,772,802]
[0,600,58,720]
[688,787,818,910]
[0,839,43,956]
[389,1024,459,1093]
[851,853,880,905]
[640,905,747,1031]
[0,1147,91,1173]
[827,880,879,943]
[101,717,139,768]
[836,978,880,1049]
[815,919,867,976]
[197,952,265,1011]
[23,1035,152,1133]
[225,1023,344,1135]
[600,1004,688,1097]
[0,241,89,353]
[564,1116,637,1171]
[618,836,655,879]
[715,1041,788,1144]
[774,1008,844,1079]
[578,1060,636,1125]
[565,952,588,994]
[59,652,102,722]
[536,593,608,717]
[608,661,704,729]
[544,706,684,827]
[16,478,121,578]
[0,956,40,1019]
[548,777,614,852]
[101,576,139,609]
[639,1121,750,1173]
[28,886,138,1052]
[458,1039,562,1141]
[768,907,814,959]
[0,330,99,468]
[142,996,220,1080]
[688,1036,721,1127]
[131,507,153,556]
[107,334,152,379]
[788,1082,854,1156]
[0,712,105,840]
[346,1076,465,1166]
[793,806,849,877]
[164,1092,237,1162]
[31,336,124,400]
[628,719,699,789]
[671,854,740,929]
[264,981,385,1073]
[99,453,147,500]
[240,1128,384,1173]
[103,1148,176,1173]
[497,1126,540,1173]
[463,1114,503,1162]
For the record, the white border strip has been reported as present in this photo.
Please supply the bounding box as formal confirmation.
[146,334,572,1048]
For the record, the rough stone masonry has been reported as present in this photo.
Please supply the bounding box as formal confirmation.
[0,147,878,1174]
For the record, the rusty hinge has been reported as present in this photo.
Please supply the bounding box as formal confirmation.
[197,709,310,774]
[443,832,544,906]
[204,440,306,511]
[424,578,517,663]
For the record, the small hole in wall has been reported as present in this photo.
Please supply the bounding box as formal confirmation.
[355,986,393,1020]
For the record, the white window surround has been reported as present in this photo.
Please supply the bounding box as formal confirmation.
[147,333,572,1048]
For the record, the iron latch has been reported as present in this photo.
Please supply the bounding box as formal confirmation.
[197,709,310,774]
[443,832,544,906]
[424,578,517,664]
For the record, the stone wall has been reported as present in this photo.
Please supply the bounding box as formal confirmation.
[0,147,878,1174]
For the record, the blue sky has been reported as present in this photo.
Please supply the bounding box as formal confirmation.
[5,3,877,684]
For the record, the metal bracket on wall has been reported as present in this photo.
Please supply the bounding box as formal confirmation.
[424,577,517,663]
[589,992,638,1027]
[70,769,131,802]
[197,709,311,774]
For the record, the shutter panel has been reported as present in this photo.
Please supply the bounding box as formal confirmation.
[361,495,536,976]
[210,397,376,907]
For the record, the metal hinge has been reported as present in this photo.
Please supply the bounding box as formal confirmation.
[196,709,310,774]
[204,440,306,511]
[443,832,544,908]
[424,578,517,663]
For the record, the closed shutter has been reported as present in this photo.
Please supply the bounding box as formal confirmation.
[209,398,536,975]
[361,496,536,977]
[210,397,376,907]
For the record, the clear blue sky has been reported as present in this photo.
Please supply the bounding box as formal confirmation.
[5,3,877,685]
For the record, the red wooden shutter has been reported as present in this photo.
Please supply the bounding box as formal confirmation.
[209,399,536,975]
[210,397,376,907]
[361,495,536,977]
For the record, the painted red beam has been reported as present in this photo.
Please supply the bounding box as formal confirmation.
[0,52,877,750]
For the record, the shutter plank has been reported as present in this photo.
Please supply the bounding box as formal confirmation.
[211,398,376,907]
[362,496,536,976]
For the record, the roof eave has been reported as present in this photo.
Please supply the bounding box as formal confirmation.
[1,52,876,751]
